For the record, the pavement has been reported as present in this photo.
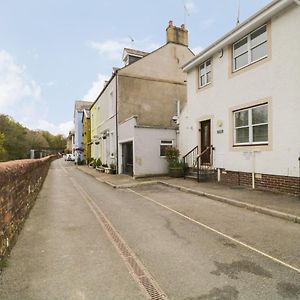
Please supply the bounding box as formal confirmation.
[77,165,300,224]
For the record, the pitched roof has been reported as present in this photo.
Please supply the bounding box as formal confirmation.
[182,0,295,72]
[74,100,93,112]
[122,48,149,59]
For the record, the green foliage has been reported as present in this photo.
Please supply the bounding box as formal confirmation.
[0,114,67,162]
[0,132,6,161]
[165,146,180,162]
[0,257,9,270]
[164,146,183,170]
[168,159,184,168]
[96,158,102,167]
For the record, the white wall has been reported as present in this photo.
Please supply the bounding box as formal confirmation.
[119,117,177,176]
[180,4,300,177]
[134,127,176,176]
[93,76,117,166]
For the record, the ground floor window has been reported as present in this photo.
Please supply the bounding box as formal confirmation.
[160,140,173,156]
[234,103,268,145]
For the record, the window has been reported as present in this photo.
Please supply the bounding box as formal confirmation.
[234,104,268,145]
[199,59,211,87]
[233,24,267,71]
[109,91,114,117]
[160,140,173,156]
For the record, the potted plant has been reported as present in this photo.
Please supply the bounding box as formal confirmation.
[96,158,102,168]
[109,163,116,174]
[165,146,184,177]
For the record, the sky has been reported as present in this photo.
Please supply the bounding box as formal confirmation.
[0,0,272,136]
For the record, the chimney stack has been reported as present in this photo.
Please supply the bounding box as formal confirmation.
[166,20,188,46]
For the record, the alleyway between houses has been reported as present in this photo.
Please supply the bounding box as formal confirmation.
[1,159,300,299]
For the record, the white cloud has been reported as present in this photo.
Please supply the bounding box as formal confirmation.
[0,50,41,110]
[82,73,109,102]
[87,37,159,62]
[88,39,129,60]
[0,49,71,137]
[184,0,198,15]
[33,120,74,136]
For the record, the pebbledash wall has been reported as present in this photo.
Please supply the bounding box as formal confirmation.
[0,156,57,263]
[179,2,300,196]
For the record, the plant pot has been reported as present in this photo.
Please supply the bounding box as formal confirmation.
[169,167,184,178]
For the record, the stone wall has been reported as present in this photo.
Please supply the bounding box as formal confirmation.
[0,156,57,263]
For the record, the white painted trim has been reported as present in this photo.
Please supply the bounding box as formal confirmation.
[183,0,294,72]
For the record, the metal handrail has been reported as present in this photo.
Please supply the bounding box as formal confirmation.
[196,146,210,182]
[183,145,215,181]
[183,146,198,159]
[196,145,215,182]
[196,146,210,160]
[183,146,198,179]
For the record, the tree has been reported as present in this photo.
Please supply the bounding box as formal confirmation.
[0,115,29,160]
[0,132,6,161]
[0,114,67,162]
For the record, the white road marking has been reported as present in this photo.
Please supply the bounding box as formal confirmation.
[128,188,300,274]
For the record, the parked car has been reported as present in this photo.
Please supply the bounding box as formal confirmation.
[65,154,75,161]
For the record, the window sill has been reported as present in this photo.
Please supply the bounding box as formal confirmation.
[233,143,268,147]
[197,82,212,92]
[232,55,268,74]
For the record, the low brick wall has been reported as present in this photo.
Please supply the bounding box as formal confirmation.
[0,156,57,263]
[220,170,300,196]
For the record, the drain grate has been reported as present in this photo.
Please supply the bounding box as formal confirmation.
[72,179,168,300]
[86,196,168,300]
[127,256,145,277]
[140,276,165,300]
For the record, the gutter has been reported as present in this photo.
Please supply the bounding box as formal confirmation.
[182,0,294,72]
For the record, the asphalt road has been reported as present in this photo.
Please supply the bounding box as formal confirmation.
[1,159,300,300]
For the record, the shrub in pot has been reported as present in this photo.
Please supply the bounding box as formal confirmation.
[165,146,184,177]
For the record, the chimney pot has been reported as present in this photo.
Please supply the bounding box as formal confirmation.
[166,21,188,46]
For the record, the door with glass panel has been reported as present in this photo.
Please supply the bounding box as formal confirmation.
[200,120,211,164]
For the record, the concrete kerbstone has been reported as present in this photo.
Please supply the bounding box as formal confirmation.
[159,181,300,224]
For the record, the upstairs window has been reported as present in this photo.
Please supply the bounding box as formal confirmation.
[234,103,268,145]
[199,59,211,87]
[233,24,267,71]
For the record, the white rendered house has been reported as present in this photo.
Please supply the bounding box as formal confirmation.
[179,0,300,195]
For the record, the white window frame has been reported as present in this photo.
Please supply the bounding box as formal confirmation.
[160,140,173,157]
[198,59,212,87]
[234,104,268,146]
[232,24,267,71]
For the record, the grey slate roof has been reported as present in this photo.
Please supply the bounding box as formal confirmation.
[74,100,93,112]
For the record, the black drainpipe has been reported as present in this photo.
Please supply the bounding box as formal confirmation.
[115,73,119,173]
